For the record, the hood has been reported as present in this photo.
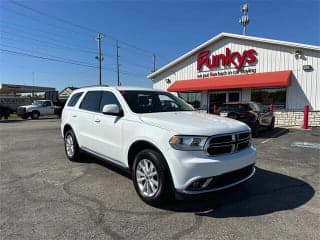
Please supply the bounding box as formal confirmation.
[18,104,39,109]
[139,111,250,135]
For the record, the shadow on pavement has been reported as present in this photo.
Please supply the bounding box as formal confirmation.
[161,167,314,218]
[254,127,289,139]
[0,119,26,123]
[80,150,314,218]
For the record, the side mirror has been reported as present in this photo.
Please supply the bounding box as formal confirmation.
[102,104,123,116]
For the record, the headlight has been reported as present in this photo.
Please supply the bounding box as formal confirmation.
[169,135,208,151]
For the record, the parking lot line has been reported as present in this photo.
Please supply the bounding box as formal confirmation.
[260,128,288,144]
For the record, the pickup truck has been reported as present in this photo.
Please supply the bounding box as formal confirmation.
[61,86,256,205]
[17,100,60,119]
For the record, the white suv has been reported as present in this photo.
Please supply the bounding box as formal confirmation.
[61,86,256,204]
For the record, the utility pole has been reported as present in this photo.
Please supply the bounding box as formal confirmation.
[116,40,121,86]
[32,72,35,99]
[96,33,103,85]
[152,54,156,72]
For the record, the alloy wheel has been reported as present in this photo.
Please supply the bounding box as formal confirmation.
[136,159,159,197]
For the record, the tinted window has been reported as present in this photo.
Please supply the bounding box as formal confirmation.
[79,91,102,112]
[67,92,83,107]
[43,101,51,107]
[99,91,121,112]
[228,92,240,102]
[251,88,286,109]
[121,91,193,113]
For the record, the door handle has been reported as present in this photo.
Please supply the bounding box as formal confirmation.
[94,119,100,123]
[72,115,77,118]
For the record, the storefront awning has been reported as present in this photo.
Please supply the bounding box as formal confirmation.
[167,70,291,92]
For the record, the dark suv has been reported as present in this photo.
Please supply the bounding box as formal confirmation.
[217,102,275,136]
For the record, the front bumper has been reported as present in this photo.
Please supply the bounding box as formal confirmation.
[164,145,256,194]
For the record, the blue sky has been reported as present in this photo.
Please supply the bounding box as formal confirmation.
[1,0,319,91]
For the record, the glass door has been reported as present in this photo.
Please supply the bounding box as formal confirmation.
[208,92,226,113]
[227,91,240,102]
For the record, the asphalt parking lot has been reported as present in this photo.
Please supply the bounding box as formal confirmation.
[0,119,319,240]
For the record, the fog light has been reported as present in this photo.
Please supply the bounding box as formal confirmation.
[188,177,214,190]
[201,177,213,188]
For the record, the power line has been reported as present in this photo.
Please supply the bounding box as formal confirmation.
[0,48,100,69]
[0,43,102,67]
[1,31,97,54]
[1,5,94,38]
[1,22,95,49]
[0,48,147,77]
[8,0,171,61]
[9,0,97,33]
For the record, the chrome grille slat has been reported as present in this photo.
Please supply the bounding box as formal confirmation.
[205,131,251,156]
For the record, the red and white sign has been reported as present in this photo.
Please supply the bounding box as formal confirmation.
[197,48,257,71]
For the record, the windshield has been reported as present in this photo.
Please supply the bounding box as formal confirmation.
[120,90,194,113]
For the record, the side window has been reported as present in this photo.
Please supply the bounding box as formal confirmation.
[44,101,51,107]
[99,91,121,112]
[79,91,102,112]
[67,92,83,107]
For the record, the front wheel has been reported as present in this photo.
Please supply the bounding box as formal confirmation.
[64,129,81,162]
[31,111,40,120]
[251,122,260,137]
[132,149,173,205]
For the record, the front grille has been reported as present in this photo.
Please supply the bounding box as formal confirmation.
[206,131,251,156]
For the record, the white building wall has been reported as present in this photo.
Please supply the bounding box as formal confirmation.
[153,37,320,110]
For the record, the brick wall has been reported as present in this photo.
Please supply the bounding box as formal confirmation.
[274,110,320,127]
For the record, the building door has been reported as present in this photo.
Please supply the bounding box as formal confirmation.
[208,91,241,113]
[228,91,240,102]
[208,92,226,113]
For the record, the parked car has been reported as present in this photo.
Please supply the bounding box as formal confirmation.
[17,100,61,119]
[217,102,275,136]
[61,86,256,205]
[0,96,32,119]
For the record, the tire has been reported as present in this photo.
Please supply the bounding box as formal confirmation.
[251,122,260,137]
[64,129,81,162]
[31,111,40,120]
[268,118,275,130]
[132,149,173,205]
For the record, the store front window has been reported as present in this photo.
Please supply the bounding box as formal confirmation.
[251,88,286,109]
[178,92,201,109]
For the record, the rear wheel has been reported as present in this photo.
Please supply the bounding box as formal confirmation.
[251,122,260,137]
[64,129,81,162]
[268,118,275,130]
[132,149,173,205]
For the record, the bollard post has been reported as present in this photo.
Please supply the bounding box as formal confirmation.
[269,104,274,112]
[213,104,217,114]
[303,104,309,129]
